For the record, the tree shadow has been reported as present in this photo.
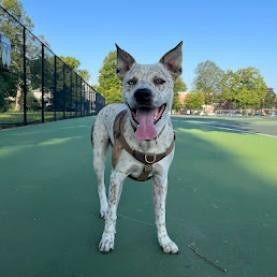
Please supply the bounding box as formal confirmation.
[165,126,277,276]
[172,116,277,136]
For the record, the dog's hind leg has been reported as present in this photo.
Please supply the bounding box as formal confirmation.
[92,117,109,218]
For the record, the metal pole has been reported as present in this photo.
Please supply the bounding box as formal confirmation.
[79,78,81,117]
[88,87,91,115]
[70,70,73,117]
[41,44,45,123]
[63,63,65,119]
[75,74,78,117]
[81,81,83,116]
[54,55,57,120]
[22,27,27,125]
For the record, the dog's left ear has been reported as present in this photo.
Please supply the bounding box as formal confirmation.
[159,41,183,80]
[115,44,136,80]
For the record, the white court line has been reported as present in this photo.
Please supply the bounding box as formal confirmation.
[174,122,276,138]
[211,126,276,137]
[191,125,277,138]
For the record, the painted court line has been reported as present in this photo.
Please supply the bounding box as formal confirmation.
[211,126,277,137]
[175,124,276,138]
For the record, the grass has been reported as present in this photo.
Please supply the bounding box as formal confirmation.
[0,112,80,128]
[0,116,276,277]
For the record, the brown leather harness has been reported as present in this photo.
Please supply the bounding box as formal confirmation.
[112,110,175,181]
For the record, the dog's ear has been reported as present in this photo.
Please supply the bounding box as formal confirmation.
[115,44,136,80]
[159,41,183,80]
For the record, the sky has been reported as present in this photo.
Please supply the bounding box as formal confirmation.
[21,0,277,90]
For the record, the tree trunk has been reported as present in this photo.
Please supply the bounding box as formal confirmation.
[14,86,23,112]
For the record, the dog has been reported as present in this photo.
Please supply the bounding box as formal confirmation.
[92,42,183,254]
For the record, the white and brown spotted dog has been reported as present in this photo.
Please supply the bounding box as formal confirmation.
[92,42,183,254]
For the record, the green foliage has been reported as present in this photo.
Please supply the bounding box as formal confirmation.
[0,72,18,111]
[220,70,238,104]
[0,0,34,111]
[26,91,40,111]
[78,69,90,82]
[174,77,187,94]
[220,67,267,109]
[97,51,122,104]
[0,0,33,28]
[59,57,91,83]
[60,56,80,70]
[0,0,92,114]
[193,60,224,104]
[185,91,204,110]
[173,77,187,111]
[264,88,276,108]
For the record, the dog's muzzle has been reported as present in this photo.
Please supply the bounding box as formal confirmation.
[134,88,153,107]
[128,88,166,141]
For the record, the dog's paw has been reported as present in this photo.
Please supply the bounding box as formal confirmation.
[99,202,108,219]
[99,232,115,253]
[159,236,179,254]
[99,207,107,219]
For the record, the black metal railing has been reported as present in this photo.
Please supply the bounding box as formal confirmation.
[0,4,105,129]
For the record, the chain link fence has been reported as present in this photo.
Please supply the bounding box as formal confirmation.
[0,5,105,129]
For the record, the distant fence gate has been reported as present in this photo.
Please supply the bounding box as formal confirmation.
[0,5,105,129]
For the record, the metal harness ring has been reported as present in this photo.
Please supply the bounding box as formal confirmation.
[144,154,157,164]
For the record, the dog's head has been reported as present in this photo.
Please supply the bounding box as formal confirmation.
[116,42,183,141]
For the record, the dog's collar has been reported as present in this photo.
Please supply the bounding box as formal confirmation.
[112,110,175,181]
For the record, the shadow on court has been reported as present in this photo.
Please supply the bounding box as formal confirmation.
[172,116,277,136]
[0,116,276,277]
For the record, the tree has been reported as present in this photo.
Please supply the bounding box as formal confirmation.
[0,0,33,28]
[173,77,187,111]
[193,60,224,104]
[78,69,90,82]
[264,88,276,108]
[0,0,34,111]
[60,56,91,82]
[234,67,267,110]
[185,91,204,110]
[220,67,267,111]
[60,56,80,70]
[0,72,17,111]
[0,1,92,113]
[219,70,239,108]
[97,51,122,104]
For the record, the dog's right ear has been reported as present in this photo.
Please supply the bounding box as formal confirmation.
[115,44,136,80]
[159,41,183,80]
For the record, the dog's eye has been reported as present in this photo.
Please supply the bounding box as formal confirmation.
[127,78,137,86]
[153,77,166,85]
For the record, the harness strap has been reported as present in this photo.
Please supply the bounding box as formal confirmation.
[112,110,175,181]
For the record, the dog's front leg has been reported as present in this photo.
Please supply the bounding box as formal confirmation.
[153,175,179,254]
[99,170,126,253]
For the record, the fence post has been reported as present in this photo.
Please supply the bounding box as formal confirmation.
[80,81,83,117]
[41,44,45,123]
[62,63,65,119]
[88,87,90,115]
[54,55,57,121]
[22,26,27,125]
[70,70,73,118]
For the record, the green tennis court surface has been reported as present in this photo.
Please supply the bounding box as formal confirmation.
[0,116,276,277]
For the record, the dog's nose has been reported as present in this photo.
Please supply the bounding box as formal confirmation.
[134,88,153,106]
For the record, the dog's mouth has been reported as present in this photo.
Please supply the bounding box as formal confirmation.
[129,104,166,141]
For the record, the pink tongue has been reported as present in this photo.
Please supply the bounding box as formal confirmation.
[135,109,157,140]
